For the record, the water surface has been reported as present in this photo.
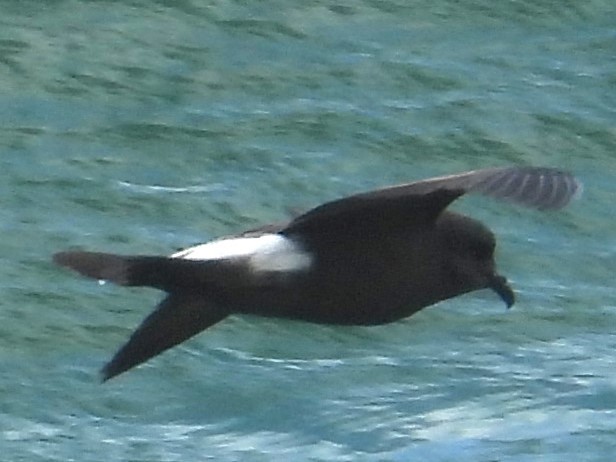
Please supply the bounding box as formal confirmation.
[1,1,615,460]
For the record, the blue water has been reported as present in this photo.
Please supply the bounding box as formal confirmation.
[1,1,615,460]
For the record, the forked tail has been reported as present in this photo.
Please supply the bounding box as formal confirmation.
[53,251,228,381]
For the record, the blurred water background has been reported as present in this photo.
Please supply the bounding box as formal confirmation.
[1,1,615,460]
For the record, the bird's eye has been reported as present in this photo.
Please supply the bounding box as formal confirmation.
[470,241,493,260]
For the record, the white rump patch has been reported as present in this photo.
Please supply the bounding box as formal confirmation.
[171,234,312,273]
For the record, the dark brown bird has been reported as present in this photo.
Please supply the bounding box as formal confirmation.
[53,166,580,381]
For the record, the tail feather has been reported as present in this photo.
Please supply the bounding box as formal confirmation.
[101,294,228,381]
[53,251,135,285]
[53,251,213,291]
[53,250,230,380]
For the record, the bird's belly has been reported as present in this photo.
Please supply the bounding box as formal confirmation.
[221,237,451,325]
[226,273,431,326]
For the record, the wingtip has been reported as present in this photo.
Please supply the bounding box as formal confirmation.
[543,170,583,211]
[571,177,584,203]
[99,364,117,383]
[473,166,582,211]
[99,371,111,384]
[100,356,128,383]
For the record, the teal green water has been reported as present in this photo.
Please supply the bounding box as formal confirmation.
[1,1,615,460]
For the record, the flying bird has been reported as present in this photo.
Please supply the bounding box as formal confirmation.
[53,166,580,381]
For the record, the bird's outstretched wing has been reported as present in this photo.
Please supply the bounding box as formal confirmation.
[283,166,581,235]
[101,294,228,381]
[392,166,581,210]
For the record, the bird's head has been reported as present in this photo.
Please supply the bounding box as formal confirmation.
[436,212,515,308]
